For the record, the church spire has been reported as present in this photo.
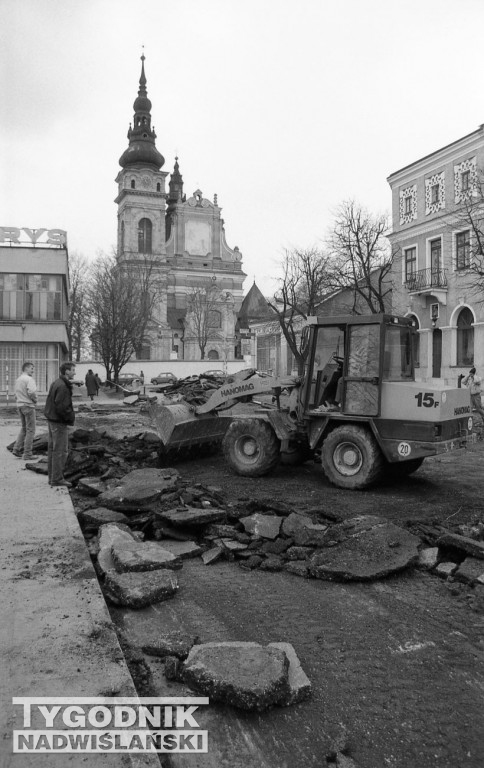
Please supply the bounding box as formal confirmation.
[119,54,164,170]
[168,156,184,202]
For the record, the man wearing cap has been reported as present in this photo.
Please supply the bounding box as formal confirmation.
[462,367,484,420]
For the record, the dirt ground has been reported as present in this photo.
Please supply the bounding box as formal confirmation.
[8,405,484,767]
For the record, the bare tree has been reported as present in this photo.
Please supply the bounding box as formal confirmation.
[447,173,484,301]
[67,252,91,361]
[185,283,224,360]
[88,253,164,381]
[326,200,393,314]
[267,247,332,373]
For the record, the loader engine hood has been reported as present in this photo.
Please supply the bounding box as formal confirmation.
[380,381,472,422]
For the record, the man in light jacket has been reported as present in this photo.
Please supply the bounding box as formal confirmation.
[44,362,76,488]
[12,361,38,460]
[462,367,484,420]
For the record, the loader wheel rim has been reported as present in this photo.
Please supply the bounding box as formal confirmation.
[332,441,363,476]
[239,436,258,457]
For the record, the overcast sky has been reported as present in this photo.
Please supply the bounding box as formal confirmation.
[2,0,484,296]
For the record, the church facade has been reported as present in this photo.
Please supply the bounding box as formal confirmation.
[115,56,246,363]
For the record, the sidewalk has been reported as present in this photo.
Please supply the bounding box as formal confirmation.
[0,418,159,767]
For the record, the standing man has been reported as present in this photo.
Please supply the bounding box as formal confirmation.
[12,361,37,460]
[462,367,484,420]
[44,361,76,488]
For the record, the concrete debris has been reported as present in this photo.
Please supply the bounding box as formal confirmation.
[417,547,439,569]
[98,468,180,511]
[103,569,178,608]
[111,541,182,572]
[284,561,309,577]
[155,540,203,560]
[454,557,484,584]
[141,631,198,659]
[202,546,224,565]
[96,523,138,576]
[77,477,108,496]
[78,507,130,529]
[308,516,420,581]
[268,642,311,704]
[434,562,458,579]
[240,513,282,540]
[437,532,484,560]
[182,641,310,711]
[159,506,227,527]
[259,555,283,571]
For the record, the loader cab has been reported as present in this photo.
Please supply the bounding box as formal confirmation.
[302,314,415,418]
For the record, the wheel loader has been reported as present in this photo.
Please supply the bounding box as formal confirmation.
[149,314,476,489]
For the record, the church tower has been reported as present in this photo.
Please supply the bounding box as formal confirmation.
[114,55,171,358]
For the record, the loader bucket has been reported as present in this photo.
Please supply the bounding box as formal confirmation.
[148,401,232,452]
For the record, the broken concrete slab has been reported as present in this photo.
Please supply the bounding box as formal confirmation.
[202,546,224,565]
[220,539,248,554]
[434,561,458,579]
[96,523,139,575]
[285,546,314,561]
[98,468,179,511]
[268,642,311,704]
[437,532,484,560]
[78,507,129,529]
[141,631,198,659]
[308,516,420,581]
[159,506,226,527]
[454,557,484,584]
[111,541,182,572]
[281,511,315,537]
[240,513,282,540]
[285,561,309,577]
[103,569,178,608]
[259,555,283,572]
[77,477,108,496]
[182,641,290,711]
[155,540,203,560]
[417,547,439,569]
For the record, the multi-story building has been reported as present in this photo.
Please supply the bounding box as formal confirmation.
[388,125,484,383]
[0,226,70,394]
[115,55,246,363]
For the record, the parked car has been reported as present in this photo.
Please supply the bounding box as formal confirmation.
[150,372,178,389]
[201,369,225,378]
[116,374,143,389]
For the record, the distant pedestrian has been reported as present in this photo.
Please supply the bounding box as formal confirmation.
[12,361,38,460]
[139,370,145,385]
[85,369,97,401]
[44,362,76,488]
[462,367,484,420]
[94,373,102,393]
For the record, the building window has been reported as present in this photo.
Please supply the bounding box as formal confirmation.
[404,197,412,215]
[410,315,420,367]
[138,218,152,253]
[0,273,63,321]
[456,230,470,270]
[431,184,440,204]
[457,308,474,366]
[404,247,417,284]
[156,183,161,192]
[207,349,219,360]
[131,179,136,189]
[461,171,470,192]
[430,238,442,284]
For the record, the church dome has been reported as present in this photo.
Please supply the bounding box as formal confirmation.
[119,142,164,169]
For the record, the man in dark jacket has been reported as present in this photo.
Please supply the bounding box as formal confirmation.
[44,361,76,488]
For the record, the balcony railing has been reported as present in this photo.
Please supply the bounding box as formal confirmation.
[405,267,447,292]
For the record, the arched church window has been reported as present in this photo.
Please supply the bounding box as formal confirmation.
[138,218,152,254]
[208,350,219,360]
[131,179,136,189]
[457,308,474,366]
[156,183,161,192]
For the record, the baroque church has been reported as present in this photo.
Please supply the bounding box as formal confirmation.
[115,55,247,362]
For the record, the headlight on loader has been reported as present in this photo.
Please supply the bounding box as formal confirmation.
[468,417,473,431]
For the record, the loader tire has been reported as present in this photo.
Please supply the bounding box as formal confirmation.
[385,457,425,478]
[321,425,384,490]
[223,419,280,477]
